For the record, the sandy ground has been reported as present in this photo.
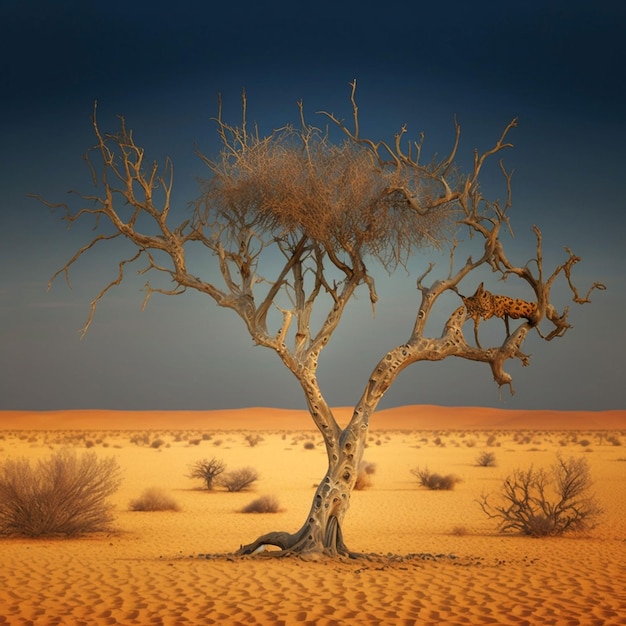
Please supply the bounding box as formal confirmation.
[0,406,625,625]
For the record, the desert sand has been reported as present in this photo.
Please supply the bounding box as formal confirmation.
[0,405,624,625]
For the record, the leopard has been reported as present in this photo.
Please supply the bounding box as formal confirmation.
[461,282,537,348]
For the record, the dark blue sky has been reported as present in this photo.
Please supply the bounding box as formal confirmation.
[1,1,624,412]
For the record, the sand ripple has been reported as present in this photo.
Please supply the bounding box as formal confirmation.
[1,546,625,625]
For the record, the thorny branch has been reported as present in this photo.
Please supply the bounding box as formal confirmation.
[36,85,604,417]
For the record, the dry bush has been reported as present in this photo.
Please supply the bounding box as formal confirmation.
[217,467,259,492]
[303,441,315,450]
[244,434,264,447]
[478,456,603,537]
[130,433,150,446]
[354,461,377,490]
[129,487,180,512]
[240,495,281,514]
[187,457,226,490]
[486,434,499,447]
[207,123,450,271]
[0,449,121,537]
[411,466,461,490]
[476,451,497,467]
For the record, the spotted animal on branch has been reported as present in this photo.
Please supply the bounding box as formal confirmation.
[461,282,538,348]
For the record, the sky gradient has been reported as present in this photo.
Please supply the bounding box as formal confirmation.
[2,1,625,412]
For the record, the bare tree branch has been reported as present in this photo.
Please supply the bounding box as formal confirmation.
[37,85,603,558]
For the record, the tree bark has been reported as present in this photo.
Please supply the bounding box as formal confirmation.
[35,93,603,559]
[237,382,369,557]
[237,427,366,557]
[236,304,512,558]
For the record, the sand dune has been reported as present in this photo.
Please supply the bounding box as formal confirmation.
[2,404,624,431]
[0,407,624,624]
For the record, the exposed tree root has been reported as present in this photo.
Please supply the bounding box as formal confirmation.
[235,516,364,559]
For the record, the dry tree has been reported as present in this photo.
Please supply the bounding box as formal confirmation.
[478,455,603,536]
[34,81,604,557]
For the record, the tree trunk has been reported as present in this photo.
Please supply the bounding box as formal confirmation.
[236,305,531,558]
[237,417,368,557]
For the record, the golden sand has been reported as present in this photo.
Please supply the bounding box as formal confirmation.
[0,406,624,625]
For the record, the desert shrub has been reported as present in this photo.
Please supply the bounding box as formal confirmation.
[218,467,259,492]
[579,439,591,447]
[476,451,497,467]
[244,434,264,447]
[411,466,461,490]
[150,438,165,449]
[486,434,498,447]
[187,457,226,490]
[129,487,180,511]
[478,455,603,537]
[0,449,122,537]
[354,461,377,490]
[607,434,621,446]
[240,495,281,513]
[451,525,468,536]
[130,433,150,446]
[303,441,315,450]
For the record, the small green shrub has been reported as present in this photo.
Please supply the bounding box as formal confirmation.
[129,487,180,512]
